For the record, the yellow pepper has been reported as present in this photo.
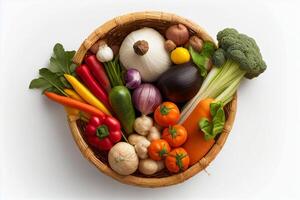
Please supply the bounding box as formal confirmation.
[64,74,111,116]
[171,47,190,64]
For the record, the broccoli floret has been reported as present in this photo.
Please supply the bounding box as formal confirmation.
[212,48,226,67]
[213,28,267,79]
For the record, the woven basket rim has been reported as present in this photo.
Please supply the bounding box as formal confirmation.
[69,11,237,188]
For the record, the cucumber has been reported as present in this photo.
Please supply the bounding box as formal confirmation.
[109,86,135,135]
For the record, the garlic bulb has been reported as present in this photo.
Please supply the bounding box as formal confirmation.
[119,28,171,82]
[96,43,113,62]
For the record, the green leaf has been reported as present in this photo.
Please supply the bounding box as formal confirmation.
[202,42,215,57]
[29,43,76,95]
[211,102,225,136]
[49,56,63,73]
[199,101,225,140]
[189,46,208,77]
[54,43,67,71]
[199,118,214,140]
[189,41,215,78]
[49,43,76,74]
[39,68,67,95]
[29,78,51,89]
[59,76,72,88]
[42,87,62,95]
[69,63,77,74]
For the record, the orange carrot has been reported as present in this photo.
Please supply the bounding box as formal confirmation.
[44,92,105,119]
[182,98,215,166]
[63,89,86,116]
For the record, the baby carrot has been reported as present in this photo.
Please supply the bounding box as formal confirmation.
[64,74,111,116]
[44,92,105,119]
[63,89,89,119]
[64,89,85,102]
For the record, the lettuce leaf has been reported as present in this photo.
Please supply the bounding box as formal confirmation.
[199,101,225,140]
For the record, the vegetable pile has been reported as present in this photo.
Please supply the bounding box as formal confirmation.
[30,22,266,176]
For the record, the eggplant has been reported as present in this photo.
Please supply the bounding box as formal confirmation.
[157,62,203,103]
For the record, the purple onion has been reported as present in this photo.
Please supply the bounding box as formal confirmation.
[132,84,162,115]
[125,69,141,89]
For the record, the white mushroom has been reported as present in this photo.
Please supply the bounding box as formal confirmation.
[128,134,150,159]
[138,159,165,175]
[156,160,165,171]
[147,126,161,141]
[128,134,147,146]
[135,139,150,159]
[134,115,153,136]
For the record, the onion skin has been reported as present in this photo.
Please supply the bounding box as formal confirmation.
[132,84,162,115]
[125,69,142,89]
[157,63,203,103]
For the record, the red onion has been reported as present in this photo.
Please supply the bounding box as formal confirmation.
[132,84,162,115]
[125,69,141,89]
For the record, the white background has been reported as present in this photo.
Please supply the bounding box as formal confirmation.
[0,0,299,199]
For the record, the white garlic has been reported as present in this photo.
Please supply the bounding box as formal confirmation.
[96,43,114,62]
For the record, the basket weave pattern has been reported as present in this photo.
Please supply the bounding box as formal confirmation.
[69,11,237,187]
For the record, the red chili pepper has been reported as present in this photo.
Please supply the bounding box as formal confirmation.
[85,115,122,151]
[85,55,111,93]
[75,64,111,111]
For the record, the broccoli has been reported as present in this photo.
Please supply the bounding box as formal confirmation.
[213,28,267,79]
[179,28,267,123]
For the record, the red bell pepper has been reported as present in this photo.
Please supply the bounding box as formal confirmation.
[75,64,111,111]
[85,55,111,93]
[85,115,122,151]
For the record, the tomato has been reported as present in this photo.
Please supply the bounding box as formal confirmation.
[148,139,171,161]
[154,102,180,127]
[162,125,187,147]
[165,147,190,173]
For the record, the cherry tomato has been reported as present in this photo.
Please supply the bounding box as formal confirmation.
[165,147,190,173]
[154,102,180,127]
[162,125,187,147]
[148,139,171,161]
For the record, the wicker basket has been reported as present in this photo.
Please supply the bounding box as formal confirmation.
[68,11,237,188]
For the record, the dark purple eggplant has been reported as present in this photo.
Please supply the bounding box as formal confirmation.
[157,62,203,103]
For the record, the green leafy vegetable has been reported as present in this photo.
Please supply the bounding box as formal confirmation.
[29,43,76,95]
[49,43,76,74]
[199,101,225,140]
[29,68,67,95]
[189,41,215,77]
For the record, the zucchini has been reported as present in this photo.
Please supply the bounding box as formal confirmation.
[109,86,135,135]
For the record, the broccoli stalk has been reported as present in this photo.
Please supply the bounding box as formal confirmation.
[179,28,267,123]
